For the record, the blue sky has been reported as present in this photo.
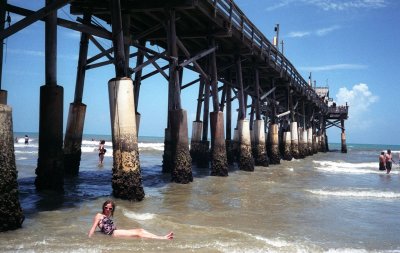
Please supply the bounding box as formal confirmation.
[2,0,400,145]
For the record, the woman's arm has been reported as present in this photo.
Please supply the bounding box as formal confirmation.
[88,213,102,237]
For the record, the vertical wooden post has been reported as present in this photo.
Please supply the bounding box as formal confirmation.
[197,71,210,168]
[268,78,280,164]
[225,72,234,164]
[190,77,204,164]
[252,65,268,166]
[0,0,6,104]
[64,13,90,176]
[208,37,228,176]
[108,0,144,200]
[166,9,192,183]
[289,87,300,159]
[341,118,347,153]
[235,55,254,171]
[35,0,64,192]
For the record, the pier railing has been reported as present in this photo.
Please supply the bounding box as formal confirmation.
[207,0,327,111]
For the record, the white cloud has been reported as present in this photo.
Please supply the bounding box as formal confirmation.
[264,0,294,11]
[335,83,378,129]
[315,25,340,36]
[266,0,388,11]
[287,31,311,38]
[304,0,387,11]
[7,48,45,57]
[287,25,340,38]
[299,64,367,72]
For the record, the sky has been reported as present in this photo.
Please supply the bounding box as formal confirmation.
[2,0,400,145]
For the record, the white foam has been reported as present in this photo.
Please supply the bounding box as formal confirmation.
[122,210,155,220]
[314,160,376,168]
[306,189,400,199]
[313,160,399,175]
[138,142,164,151]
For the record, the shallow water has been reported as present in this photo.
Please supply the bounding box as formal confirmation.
[2,135,400,252]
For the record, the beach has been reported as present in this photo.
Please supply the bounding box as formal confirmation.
[1,133,400,252]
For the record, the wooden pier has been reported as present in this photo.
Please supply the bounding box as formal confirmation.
[0,0,348,230]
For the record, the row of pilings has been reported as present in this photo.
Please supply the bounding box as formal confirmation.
[190,119,329,171]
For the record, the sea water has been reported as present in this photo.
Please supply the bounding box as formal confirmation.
[1,133,400,252]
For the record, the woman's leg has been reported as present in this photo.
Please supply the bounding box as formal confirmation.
[113,228,173,239]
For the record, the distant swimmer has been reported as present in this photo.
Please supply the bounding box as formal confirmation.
[88,199,174,239]
[379,151,386,171]
[385,149,396,174]
[24,135,29,145]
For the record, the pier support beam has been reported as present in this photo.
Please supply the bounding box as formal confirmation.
[190,77,204,164]
[64,13,90,176]
[35,85,64,191]
[253,120,268,166]
[208,36,228,176]
[108,0,144,200]
[108,78,144,200]
[190,121,203,164]
[307,127,313,156]
[170,109,193,183]
[64,103,86,175]
[236,55,254,171]
[298,127,307,158]
[238,119,254,171]
[341,119,347,153]
[225,81,234,165]
[197,75,210,168]
[268,123,280,164]
[0,90,6,104]
[165,9,192,183]
[35,2,64,192]
[290,122,300,159]
[283,130,292,160]
[210,111,228,176]
[0,104,24,231]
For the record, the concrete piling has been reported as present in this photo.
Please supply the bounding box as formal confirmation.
[35,85,64,192]
[238,119,254,171]
[268,123,280,164]
[64,102,86,176]
[190,121,203,164]
[210,111,228,176]
[169,109,193,183]
[283,131,293,161]
[253,120,269,166]
[0,104,24,231]
[108,78,144,201]
[290,122,300,159]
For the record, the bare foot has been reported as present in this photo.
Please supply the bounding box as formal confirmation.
[164,231,174,240]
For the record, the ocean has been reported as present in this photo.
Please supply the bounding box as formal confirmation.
[1,132,400,253]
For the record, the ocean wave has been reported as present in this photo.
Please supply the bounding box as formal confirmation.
[313,160,399,175]
[122,210,155,220]
[314,161,377,168]
[306,189,400,199]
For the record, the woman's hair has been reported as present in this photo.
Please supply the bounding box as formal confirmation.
[102,200,115,216]
[100,140,105,144]
[381,151,384,155]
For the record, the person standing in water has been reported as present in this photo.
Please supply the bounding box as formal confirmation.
[98,140,106,165]
[24,135,29,145]
[379,151,386,171]
[88,200,174,239]
[385,149,396,174]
